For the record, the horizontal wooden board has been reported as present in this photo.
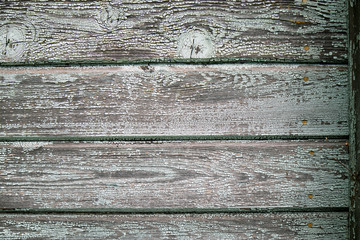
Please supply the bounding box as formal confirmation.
[0,140,349,209]
[0,64,349,137]
[0,0,347,63]
[0,212,348,239]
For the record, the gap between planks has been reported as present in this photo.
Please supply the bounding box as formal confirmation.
[0,58,348,68]
[0,207,349,215]
[0,135,349,142]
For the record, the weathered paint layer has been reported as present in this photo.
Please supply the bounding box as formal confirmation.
[0,212,348,239]
[0,140,349,209]
[0,0,347,63]
[0,64,349,137]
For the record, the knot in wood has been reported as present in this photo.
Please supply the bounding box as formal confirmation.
[177,29,215,59]
[97,5,126,30]
[0,24,26,61]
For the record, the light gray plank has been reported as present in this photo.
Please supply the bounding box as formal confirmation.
[0,64,349,137]
[0,140,349,209]
[0,212,348,239]
[0,0,347,63]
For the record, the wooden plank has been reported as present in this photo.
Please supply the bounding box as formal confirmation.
[0,64,349,137]
[0,212,348,239]
[348,0,360,239]
[0,0,347,64]
[0,140,349,209]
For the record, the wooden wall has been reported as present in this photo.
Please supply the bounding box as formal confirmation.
[0,0,351,239]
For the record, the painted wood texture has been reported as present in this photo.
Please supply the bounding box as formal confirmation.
[349,0,360,239]
[0,0,347,63]
[0,64,349,137]
[0,140,349,209]
[0,212,348,239]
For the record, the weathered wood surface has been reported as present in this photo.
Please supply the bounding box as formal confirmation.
[0,212,348,239]
[0,64,349,137]
[349,0,360,239]
[0,0,347,63]
[0,140,349,209]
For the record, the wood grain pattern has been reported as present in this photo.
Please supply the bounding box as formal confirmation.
[0,64,349,137]
[0,0,347,63]
[0,212,348,239]
[0,140,349,209]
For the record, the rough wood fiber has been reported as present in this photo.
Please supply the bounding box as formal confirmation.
[0,212,348,239]
[0,64,349,137]
[0,140,349,209]
[348,0,360,239]
[0,0,347,63]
